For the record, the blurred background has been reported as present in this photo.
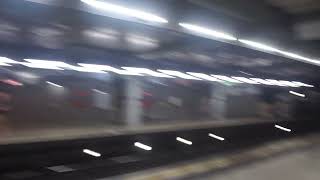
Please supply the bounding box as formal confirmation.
[0,0,320,179]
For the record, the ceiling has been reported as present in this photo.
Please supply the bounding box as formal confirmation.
[0,0,319,84]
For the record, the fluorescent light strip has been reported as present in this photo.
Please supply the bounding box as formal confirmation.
[81,0,168,23]
[92,89,108,95]
[24,59,68,65]
[231,77,260,84]
[238,39,280,52]
[278,51,320,65]
[0,62,12,66]
[278,51,312,62]
[289,91,305,98]
[208,133,225,141]
[239,71,253,76]
[278,81,300,87]
[1,59,315,88]
[46,81,63,88]
[291,81,314,88]
[122,67,174,78]
[186,72,221,81]
[275,125,291,132]
[20,62,64,70]
[0,57,20,66]
[179,23,237,41]
[237,40,320,65]
[83,149,101,157]
[211,75,243,83]
[22,59,68,70]
[78,64,141,75]
[176,137,192,145]
[23,60,105,73]
[250,78,276,85]
[134,142,152,151]
[67,66,107,73]
[265,79,288,87]
[158,70,201,80]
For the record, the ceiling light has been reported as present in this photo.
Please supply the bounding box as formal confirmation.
[289,91,305,98]
[122,67,174,78]
[22,60,106,73]
[83,149,101,157]
[158,70,201,80]
[278,51,320,65]
[0,57,20,66]
[179,23,237,41]
[46,81,63,88]
[278,51,313,62]
[265,79,288,87]
[231,77,260,84]
[22,59,67,70]
[186,72,221,81]
[208,133,225,141]
[78,64,141,75]
[92,89,108,95]
[81,0,168,23]
[211,75,243,83]
[239,71,253,76]
[20,62,64,70]
[69,66,107,73]
[250,78,277,85]
[291,81,314,88]
[238,39,280,52]
[275,125,291,132]
[176,137,192,145]
[0,62,10,66]
[134,142,152,151]
[278,81,300,87]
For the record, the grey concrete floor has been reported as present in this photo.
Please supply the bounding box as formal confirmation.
[196,146,320,180]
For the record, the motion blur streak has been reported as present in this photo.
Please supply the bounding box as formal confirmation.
[279,81,300,87]
[83,149,101,157]
[46,81,63,88]
[238,39,280,52]
[0,57,19,66]
[121,67,174,78]
[179,23,237,41]
[212,75,243,83]
[208,133,225,141]
[22,59,68,70]
[231,77,260,84]
[1,79,23,86]
[291,81,315,88]
[275,125,292,132]
[78,63,141,75]
[250,78,277,85]
[265,79,288,87]
[289,91,306,98]
[134,142,152,151]
[186,72,222,81]
[81,0,168,23]
[176,137,192,145]
[92,89,108,95]
[278,51,320,64]
[0,59,314,88]
[158,70,201,80]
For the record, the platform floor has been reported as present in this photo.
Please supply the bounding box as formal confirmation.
[106,133,320,180]
[195,145,320,180]
[0,114,272,145]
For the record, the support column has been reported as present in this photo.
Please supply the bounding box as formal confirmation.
[124,78,143,126]
[209,84,227,120]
